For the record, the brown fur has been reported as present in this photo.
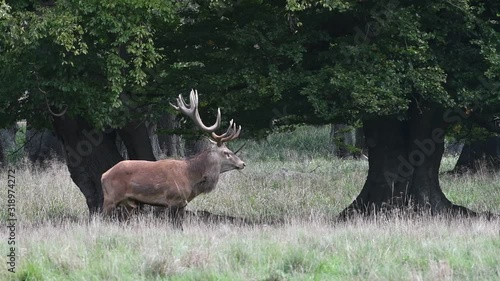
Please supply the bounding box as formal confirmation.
[101,144,245,219]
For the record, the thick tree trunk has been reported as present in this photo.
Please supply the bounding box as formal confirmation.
[340,107,475,219]
[52,115,123,215]
[452,136,500,173]
[118,121,156,161]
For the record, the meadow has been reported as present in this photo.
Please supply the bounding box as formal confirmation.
[1,126,499,280]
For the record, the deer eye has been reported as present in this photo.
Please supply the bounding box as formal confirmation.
[224,152,231,158]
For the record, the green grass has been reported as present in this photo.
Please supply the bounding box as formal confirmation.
[1,125,499,280]
[2,217,499,280]
[232,125,333,162]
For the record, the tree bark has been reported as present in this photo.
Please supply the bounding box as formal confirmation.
[52,115,123,215]
[0,125,18,165]
[452,136,500,173]
[184,137,208,157]
[146,122,162,160]
[157,112,181,157]
[25,124,64,164]
[118,120,156,161]
[0,138,4,167]
[340,106,475,219]
[330,124,365,158]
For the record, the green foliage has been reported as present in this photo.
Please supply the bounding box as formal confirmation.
[1,0,499,140]
[0,0,179,129]
[152,0,315,134]
[294,1,500,123]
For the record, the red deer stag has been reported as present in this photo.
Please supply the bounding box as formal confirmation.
[101,90,245,228]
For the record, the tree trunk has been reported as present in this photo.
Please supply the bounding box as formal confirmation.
[146,122,162,160]
[118,120,156,161]
[157,112,181,157]
[0,125,19,165]
[52,115,123,215]
[184,137,208,157]
[25,124,65,164]
[115,133,128,159]
[452,136,500,173]
[329,124,365,158]
[340,106,475,219]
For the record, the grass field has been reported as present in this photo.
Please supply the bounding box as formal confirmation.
[1,126,499,280]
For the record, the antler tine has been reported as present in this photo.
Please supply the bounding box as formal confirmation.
[172,90,194,113]
[212,119,234,140]
[188,89,197,110]
[172,89,221,133]
[169,94,188,112]
[222,124,241,142]
[212,120,241,146]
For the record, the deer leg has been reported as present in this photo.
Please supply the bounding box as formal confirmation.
[119,200,138,222]
[102,198,116,218]
[168,205,185,230]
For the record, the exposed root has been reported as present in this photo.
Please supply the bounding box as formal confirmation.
[337,201,497,222]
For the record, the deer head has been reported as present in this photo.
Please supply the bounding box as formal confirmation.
[171,90,245,172]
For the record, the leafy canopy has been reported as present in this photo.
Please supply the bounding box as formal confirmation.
[1,0,499,136]
[0,0,178,128]
[290,0,500,123]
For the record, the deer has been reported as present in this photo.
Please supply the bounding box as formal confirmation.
[101,89,246,229]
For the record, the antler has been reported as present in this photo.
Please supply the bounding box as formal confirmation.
[211,119,241,145]
[171,89,242,146]
[171,89,221,133]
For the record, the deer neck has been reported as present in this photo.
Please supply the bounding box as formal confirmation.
[187,150,221,194]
